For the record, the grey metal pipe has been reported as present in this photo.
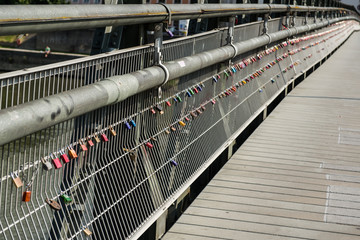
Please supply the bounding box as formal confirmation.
[0,4,345,35]
[0,16,355,145]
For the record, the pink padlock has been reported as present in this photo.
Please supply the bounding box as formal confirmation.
[51,154,62,169]
[60,150,70,163]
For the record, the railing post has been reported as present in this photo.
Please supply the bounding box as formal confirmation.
[227,16,237,64]
[154,22,163,66]
[285,10,291,28]
[305,11,309,24]
[263,13,272,47]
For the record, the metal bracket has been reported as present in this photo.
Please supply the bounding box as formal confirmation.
[304,11,309,25]
[292,12,297,27]
[263,13,272,45]
[227,16,238,59]
[285,5,291,29]
[158,3,172,25]
[154,22,169,98]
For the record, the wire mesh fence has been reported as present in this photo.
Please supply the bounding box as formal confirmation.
[0,17,357,240]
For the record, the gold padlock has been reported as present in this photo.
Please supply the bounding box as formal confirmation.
[178,121,186,127]
[109,126,117,136]
[83,228,92,236]
[68,146,78,159]
[93,134,101,143]
[11,172,23,188]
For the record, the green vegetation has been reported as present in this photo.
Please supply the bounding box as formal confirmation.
[0,35,17,43]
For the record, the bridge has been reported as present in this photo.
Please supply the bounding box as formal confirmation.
[0,2,359,240]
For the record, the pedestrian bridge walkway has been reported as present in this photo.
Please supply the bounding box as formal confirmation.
[162,31,360,240]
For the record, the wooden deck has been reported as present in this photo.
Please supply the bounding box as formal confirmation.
[162,32,360,240]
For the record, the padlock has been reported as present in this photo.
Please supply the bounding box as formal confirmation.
[130,120,136,128]
[212,76,218,82]
[184,116,190,121]
[51,154,62,169]
[211,99,216,104]
[170,126,176,132]
[145,142,153,149]
[10,172,23,188]
[150,137,157,142]
[164,129,170,134]
[68,146,78,159]
[155,105,164,114]
[176,95,182,102]
[79,140,88,151]
[201,105,206,111]
[179,121,186,127]
[190,112,197,118]
[109,126,117,136]
[60,150,70,163]
[165,28,174,37]
[83,228,92,236]
[186,91,191,97]
[173,97,178,102]
[60,194,72,204]
[41,157,53,171]
[170,159,178,167]
[129,151,138,162]
[45,198,61,211]
[165,101,171,107]
[87,137,94,147]
[101,132,109,142]
[94,134,101,143]
[150,108,156,114]
[189,89,194,95]
[22,189,31,202]
[197,85,202,91]
[196,109,202,114]
[125,122,131,130]
[193,88,198,94]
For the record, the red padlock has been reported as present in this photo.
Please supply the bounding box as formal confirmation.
[145,142,153,148]
[51,154,62,169]
[165,101,171,107]
[79,139,88,151]
[101,132,109,142]
[60,150,70,163]
[87,137,94,147]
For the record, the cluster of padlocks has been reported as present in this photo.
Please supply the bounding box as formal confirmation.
[11,19,349,205]
[6,20,354,238]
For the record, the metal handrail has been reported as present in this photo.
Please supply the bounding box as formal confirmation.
[0,16,357,146]
[0,4,351,35]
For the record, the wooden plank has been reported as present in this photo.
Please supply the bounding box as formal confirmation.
[176,213,360,240]
[164,223,303,240]
[163,31,360,240]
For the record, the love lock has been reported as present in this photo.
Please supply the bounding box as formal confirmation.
[45,198,61,210]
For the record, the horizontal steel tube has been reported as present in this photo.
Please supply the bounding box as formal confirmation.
[0,4,346,35]
[0,16,355,145]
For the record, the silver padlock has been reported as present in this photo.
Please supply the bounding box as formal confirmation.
[41,157,53,171]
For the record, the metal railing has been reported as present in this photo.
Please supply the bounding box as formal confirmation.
[0,4,353,36]
[0,4,359,240]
